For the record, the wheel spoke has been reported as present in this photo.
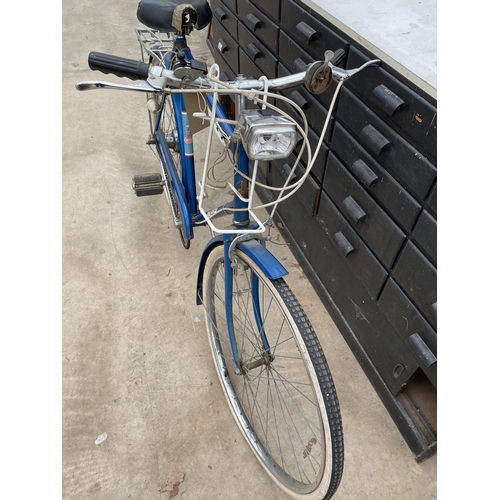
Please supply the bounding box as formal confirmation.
[203,249,344,497]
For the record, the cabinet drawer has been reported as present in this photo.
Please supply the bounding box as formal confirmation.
[238,47,263,79]
[392,241,437,329]
[331,122,421,232]
[278,31,338,110]
[210,46,237,81]
[210,18,239,70]
[275,192,419,396]
[317,192,388,300]
[323,151,406,269]
[411,210,437,266]
[378,278,437,388]
[238,49,272,110]
[270,155,321,216]
[426,181,437,219]
[346,46,437,162]
[280,0,348,62]
[249,0,280,22]
[222,0,237,14]
[238,21,278,78]
[211,0,238,38]
[238,0,279,51]
[294,124,329,183]
[337,88,436,202]
[277,63,334,141]
[275,98,329,182]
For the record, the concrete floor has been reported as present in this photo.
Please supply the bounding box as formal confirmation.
[62,0,437,498]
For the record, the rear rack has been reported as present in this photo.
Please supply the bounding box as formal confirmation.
[135,28,175,66]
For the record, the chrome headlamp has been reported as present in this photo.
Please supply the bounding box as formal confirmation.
[237,109,297,160]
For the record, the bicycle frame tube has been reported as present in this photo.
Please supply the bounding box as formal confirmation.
[223,235,243,373]
[154,127,194,240]
[251,271,273,358]
[171,92,198,217]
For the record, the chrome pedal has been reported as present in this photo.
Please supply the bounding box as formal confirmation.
[132,173,164,196]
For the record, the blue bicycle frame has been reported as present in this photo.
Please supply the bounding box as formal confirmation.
[160,37,288,371]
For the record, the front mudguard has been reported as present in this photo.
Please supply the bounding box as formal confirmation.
[195,236,289,305]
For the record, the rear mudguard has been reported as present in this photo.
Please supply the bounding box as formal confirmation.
[195,236,289,305]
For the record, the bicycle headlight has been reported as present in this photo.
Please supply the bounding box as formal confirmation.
[238,109,297,160]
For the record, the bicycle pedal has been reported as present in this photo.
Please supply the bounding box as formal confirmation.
[132,173,164,196]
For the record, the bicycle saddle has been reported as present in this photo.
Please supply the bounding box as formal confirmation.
[137,0,212,32]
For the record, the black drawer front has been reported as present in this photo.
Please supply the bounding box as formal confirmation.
[211,0,238,38]
[323,151,406,269]
[378,278,437,388]
[337,88,436,202]
[277,63,334,141]
[222,0,237,14]
[210,45,237,81]
[275,193,419,396]
[210,18,239,70]
[392,241,437,329]
[278,31,338,110]
[316,192,388,299]
[238,21,278,78]
[411,210,437,266]
[346,46,437,162]
[280,0,348,62]
[249,0,280,22]
[426,181,437,219]
[295,124,329,183]
[238,47,263,79]
[238,0,279,51]
[238,49,270,110]
[331,122,421,232]
[270,156,321,216]
[275,98,329,182]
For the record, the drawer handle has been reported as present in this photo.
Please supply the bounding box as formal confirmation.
[214,7,227,22]
[342,196,367,223]
[246,13,262,31]
[282,163,298,184]
[246,43,262,61]
[372,84,405,116]
[217,38,228,53]
[429,301,437,319]
[406,333,437,369]
[359,124,390,156]
[290,90,308,109]
[351,159,379,188]
[292,58,308,73]
[296,21,318,44]
[334,231,355,257]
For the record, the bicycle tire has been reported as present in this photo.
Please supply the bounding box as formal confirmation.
[202,244,344,499]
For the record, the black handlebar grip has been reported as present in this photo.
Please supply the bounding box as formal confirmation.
[88,52,150,81]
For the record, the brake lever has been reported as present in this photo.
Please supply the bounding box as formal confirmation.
[75,81,159,92]
[328,58,381,81]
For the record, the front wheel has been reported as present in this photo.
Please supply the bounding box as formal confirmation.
[202,244,344,499]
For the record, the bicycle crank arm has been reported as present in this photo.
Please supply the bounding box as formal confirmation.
[75,81,159,92]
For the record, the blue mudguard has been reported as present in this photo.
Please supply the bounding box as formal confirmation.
[195,236,289,304]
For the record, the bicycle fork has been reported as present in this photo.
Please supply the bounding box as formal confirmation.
[223,130,277,376]
[223,235,274,375]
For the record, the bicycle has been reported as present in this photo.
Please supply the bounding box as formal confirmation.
[76,2,379,498]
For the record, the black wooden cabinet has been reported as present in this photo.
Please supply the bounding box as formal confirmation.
[207,0,437,462]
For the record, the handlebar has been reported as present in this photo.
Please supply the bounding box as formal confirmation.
[76,51,380,94]
[88,52,150,81]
